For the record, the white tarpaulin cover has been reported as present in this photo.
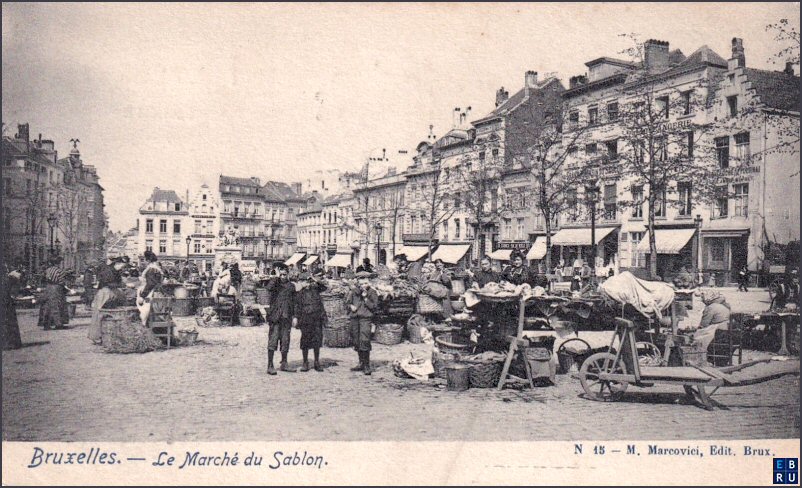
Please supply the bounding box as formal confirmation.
[487,249,513,261]
[551,227,617,246]
[284,253,306,266]
[431,244,471,264]
[526,237,548,260]
[395,246,429,262]
[636,229,696,254]
[302,255,319,266]
[599,271,675,319]
[325,253,352,268]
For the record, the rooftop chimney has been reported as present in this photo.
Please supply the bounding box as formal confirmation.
[495,87,509,107]
[452,107,461,129]
[292,182,303,195]
[16,123,30,147]
[569,75,588,89]
[644,39,670,72]
[729,37,745,70]
[784,61,795,76]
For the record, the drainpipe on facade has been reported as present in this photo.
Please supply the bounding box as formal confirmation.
[761,111,768,278]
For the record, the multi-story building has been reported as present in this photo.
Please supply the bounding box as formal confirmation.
[296,196,323,259]
[559,37,799,283]
[136,187,188,260]
[352,167,407,265]
[186,184,220,270]
[262,180,304,262]
[218,176,265,259]
[2,124,106,273]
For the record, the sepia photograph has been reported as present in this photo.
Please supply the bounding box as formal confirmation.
[1,2,800,485]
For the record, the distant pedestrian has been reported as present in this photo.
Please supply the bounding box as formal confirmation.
[737,265,749,292]
[38,256,69,331]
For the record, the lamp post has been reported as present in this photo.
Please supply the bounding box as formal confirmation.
[46,213,57,255]
[374,222,383,265]
[694,214,703,285]
[186,235,192,257]
[585,185,599,283]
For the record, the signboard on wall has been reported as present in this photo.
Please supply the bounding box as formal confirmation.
[239,260,257,273]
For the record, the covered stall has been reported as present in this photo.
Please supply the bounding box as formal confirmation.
[284,252,306,266]
[488,249,512,262]
[636,228,696,281]
[431,244,471,266]
[526,237,548,265]
[324,253,353,268]
[551,226,618,270]
[302,255,320,267]
[394,245,430,262]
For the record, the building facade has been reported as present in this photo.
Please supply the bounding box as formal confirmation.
[186,184,220,270]
[137,188,189,260]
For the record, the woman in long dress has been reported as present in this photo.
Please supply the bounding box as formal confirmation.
[88,257,126,343]
[38,256,69,330]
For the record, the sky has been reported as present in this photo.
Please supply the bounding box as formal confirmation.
[2,2,799,232]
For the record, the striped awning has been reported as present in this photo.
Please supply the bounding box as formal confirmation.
[526,237,548,260]
[284,252,306,266]
[431,244,471,264]
[395,245,429,262]
[551,227,617,246]
[636,229,696,254]
[302,255,319,266]
[487,249,513,261]
[324,253,353,268]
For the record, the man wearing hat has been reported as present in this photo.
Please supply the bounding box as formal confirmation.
[345,276,379,374]
[266,264,297,374]
[356,258,374,274]
[294,269,328,372]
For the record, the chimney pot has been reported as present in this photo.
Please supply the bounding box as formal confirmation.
[495,87,509,107]
[729,37,746,69]
[644,39,670,71]
[525,70,539,89]
[784,61,795,76]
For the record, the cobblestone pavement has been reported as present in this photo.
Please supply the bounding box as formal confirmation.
[2,289,799,442]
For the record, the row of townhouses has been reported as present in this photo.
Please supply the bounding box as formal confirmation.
[2,124,107,273]
[126,37,798,284]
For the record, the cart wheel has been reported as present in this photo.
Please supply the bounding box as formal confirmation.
[636,341,663,366]
[579,352,628,402]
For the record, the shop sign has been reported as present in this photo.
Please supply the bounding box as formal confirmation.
[658,119,693,132]
[718,164,760,182]
[239,260,258,273]
[497,241,530,250]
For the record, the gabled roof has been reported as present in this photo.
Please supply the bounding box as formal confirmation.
[679,45,727,69]
[2,138,57,167]
[745,68,800,113]
[585,57,637,69]
[147,188,183,204]
[472,77,562,124]
[261,180,299,202]
[220,175,260,187]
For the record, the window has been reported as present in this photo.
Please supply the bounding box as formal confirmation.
[585,143,598,155]
[566,189,579,221]
[727,95,738,117]
[715,186,729,218]
[656,95,669,119]
[479,151,486,161]
[607,101,619,121]
[207,220,214,232]
[678,182,692,216]
[603,184,617,220]
[588,106,599,125]
[605,140,618,161]
[202,194,207,201]
[684,131,695,159]
[442,220,449,240]
[681,90,693,115]
[146,219,154,233]
[173,239,181,255]
[516,218,525,240]
[455,219,461,239]
[194,241,201,253]
[715,137,730,168]
[174,203,181,211]
[734,183,749,217]
[145,240,153,252]
[173,220,181,234]
[569,111,579,127]
[503,218,512,239]
[159,240,167,254]
[410,215,417,233]
[491,148,499,159]
[3,178,10,196]
[233,204,240,217]
[734,132,750,164]
[630,232,645,267]
[159,219,167,233]
[454,192,461,209]
[654,136,667,160]
[654,187,667,218]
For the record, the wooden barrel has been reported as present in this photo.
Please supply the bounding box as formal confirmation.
[172,298,194,317]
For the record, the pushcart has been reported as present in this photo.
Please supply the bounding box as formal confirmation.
[576,311,800,410]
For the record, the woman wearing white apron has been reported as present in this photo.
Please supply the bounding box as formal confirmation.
[136,251,165,326]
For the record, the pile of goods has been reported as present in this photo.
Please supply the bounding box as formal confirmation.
[100,307,163,354]
[196,306,222,327]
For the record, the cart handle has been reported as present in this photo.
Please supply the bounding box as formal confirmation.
[614,317,637,330]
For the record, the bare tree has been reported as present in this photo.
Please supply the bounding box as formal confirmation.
[766,18,800,67]
[55,182,87,270]
[418,156,459,259]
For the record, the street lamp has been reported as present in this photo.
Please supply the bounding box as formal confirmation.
[186,236,192,258]
[374,222,383,265]
[585,185,600,282]
[46,213,57,254]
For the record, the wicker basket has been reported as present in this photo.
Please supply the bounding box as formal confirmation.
[374,323,404,345]
[432,347,461,379]
[417,294,443,314]
[435,332,472,354]
[322,294,350,329]
[239,315,256,327]
[466,360,503,388]
[406,321,423,344]
[177,330,199,345]
[385,296,417,316]
[323,325,352,348]
[239,292,256,307]
[450,299,465,312]
[172,298,195,317]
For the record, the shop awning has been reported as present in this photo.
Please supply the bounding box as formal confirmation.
[636,228,696,254]
[700,226,750,238]
[526,237,548,260]
[395,245,429,262]
[324,253,352,268]
[431,244,471,264]
[551,227,617,246]
[284,253,306,266]
[302,255,319,266]
[487,249,512,261]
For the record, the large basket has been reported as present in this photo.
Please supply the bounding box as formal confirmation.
[465,360,503,388]
[432,347,461,379]
[406,322,423,344]
[373,322,404,345]
[194,296,215,311]
[385,296,417,316]
[100,307,162,354]
[417,294,443,314]
[172,298,195,317]
[177,330,199,345]
[323,325,352,348]
[239,292,256,307]
[322,294,350,329]
[435,332,472,354]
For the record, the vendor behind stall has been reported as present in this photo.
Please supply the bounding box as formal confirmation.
[691,289,731,356]
[136,251,165,326]
[466,256,500,288]
[501,250,534,286]
[89,257,127,343]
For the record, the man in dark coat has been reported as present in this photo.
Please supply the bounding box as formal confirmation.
[266,265,297,374]
[294,270,328,372]
[345,277,379,375]
[356,258,374,274]
[466,256,500,288]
